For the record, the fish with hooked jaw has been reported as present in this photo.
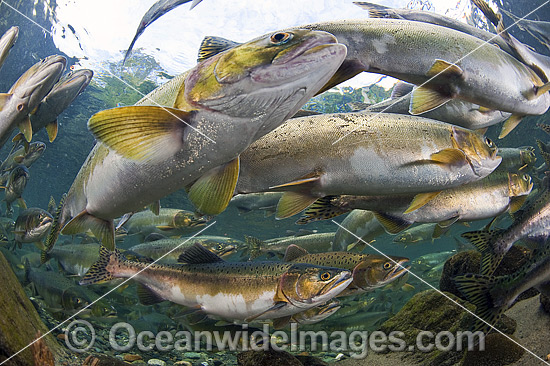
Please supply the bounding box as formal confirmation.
[44,29,346,252]
[282,244,409,296]
[80,243,353,322]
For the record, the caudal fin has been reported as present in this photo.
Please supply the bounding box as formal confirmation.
[42,193,67,263]
[454,273,504,333]
[79,246,121,285]
[461,229,503,276]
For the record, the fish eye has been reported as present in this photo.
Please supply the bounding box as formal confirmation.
[270,32,292,44]
[383,262,392,270]
[522,174,530,181]
[217,244,224,250]
[485,137,494,147]
[320,272,332,281]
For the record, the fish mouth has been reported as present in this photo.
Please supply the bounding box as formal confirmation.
[61,69,93,93]
[384,259,410,283]
[272,31,339,65]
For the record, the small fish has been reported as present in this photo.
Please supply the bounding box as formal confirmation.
[243,233,334,260]
[393,224,440,245]
[2,165,29,213]
[13,208,53,249]
[299,166,533,237]
[359,81,511,130]
[502,9,550,52]
[128,236,238,262]
[412,251,456,273]
[0,26,18,71]
[497,147,536,172]
[455,240,550,332]
[237,112,501,219]
[24,259,116,319]
[0,141,45,180]
[230,192,283,216]
[80,244,352,322]
[123,0,204,64]
[122,208,208,238]
[332,210,385,251]
[462,170,550,275]
[283,244,409,296]
[0,55,66,149]
[29,69,93,142]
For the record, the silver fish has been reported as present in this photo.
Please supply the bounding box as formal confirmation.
[0,26,18,71]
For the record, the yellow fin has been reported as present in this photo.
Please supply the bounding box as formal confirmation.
[509,196,527,213]
[62,210,115,250]
[276,192,318,219]
[404,191,441,214]
[18,116,32,142]
[269,173,321,190]
[88,106,194,162]
[188,157,239,216]
[45,120,58,142]
[409,86,452,115]
[155,225,174,230]
[430,148,467,165]
[425,59,464,79]
[477,106,493,113]
[536,81,550,97]
[498,114,523,139]
[373,212,412,234]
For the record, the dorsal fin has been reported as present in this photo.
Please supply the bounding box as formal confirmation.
[177,243,224,264]
[283,244,309,262]
[197,36,241,62]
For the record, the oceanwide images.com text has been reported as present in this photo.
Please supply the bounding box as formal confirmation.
[64,320,485,359]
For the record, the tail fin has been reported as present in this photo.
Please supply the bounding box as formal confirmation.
[454,273,503,333]
[40,250,50,265]
[296,196,348,225]
[43,193,67,259]
[461,230,503,275]
[79,246,120,285]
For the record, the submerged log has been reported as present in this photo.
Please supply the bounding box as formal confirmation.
[0,251,62,365]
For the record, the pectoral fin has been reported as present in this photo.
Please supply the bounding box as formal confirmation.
[409,86,452,115]
[245,301,287,322]
[430,148,467,165]
[509,196,527,213]
[269,172,321,190]
[18,116,32,142]
[498,114,523,139]
[61,210,115,250]
[276,191,318,219]
[283,244,309,262]
[88,106,194,162]
[187,157,239,216]
[137,283,165,305]
[272,316,292,330]
[404,191,441,214]
[45,120,58,142]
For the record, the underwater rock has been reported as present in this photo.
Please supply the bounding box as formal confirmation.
[461,333,524,366]
[0,251,63,365]
[380,289,477,365]
[439,246,536,302]
[237,349,303,366]
[541,293,550,314]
